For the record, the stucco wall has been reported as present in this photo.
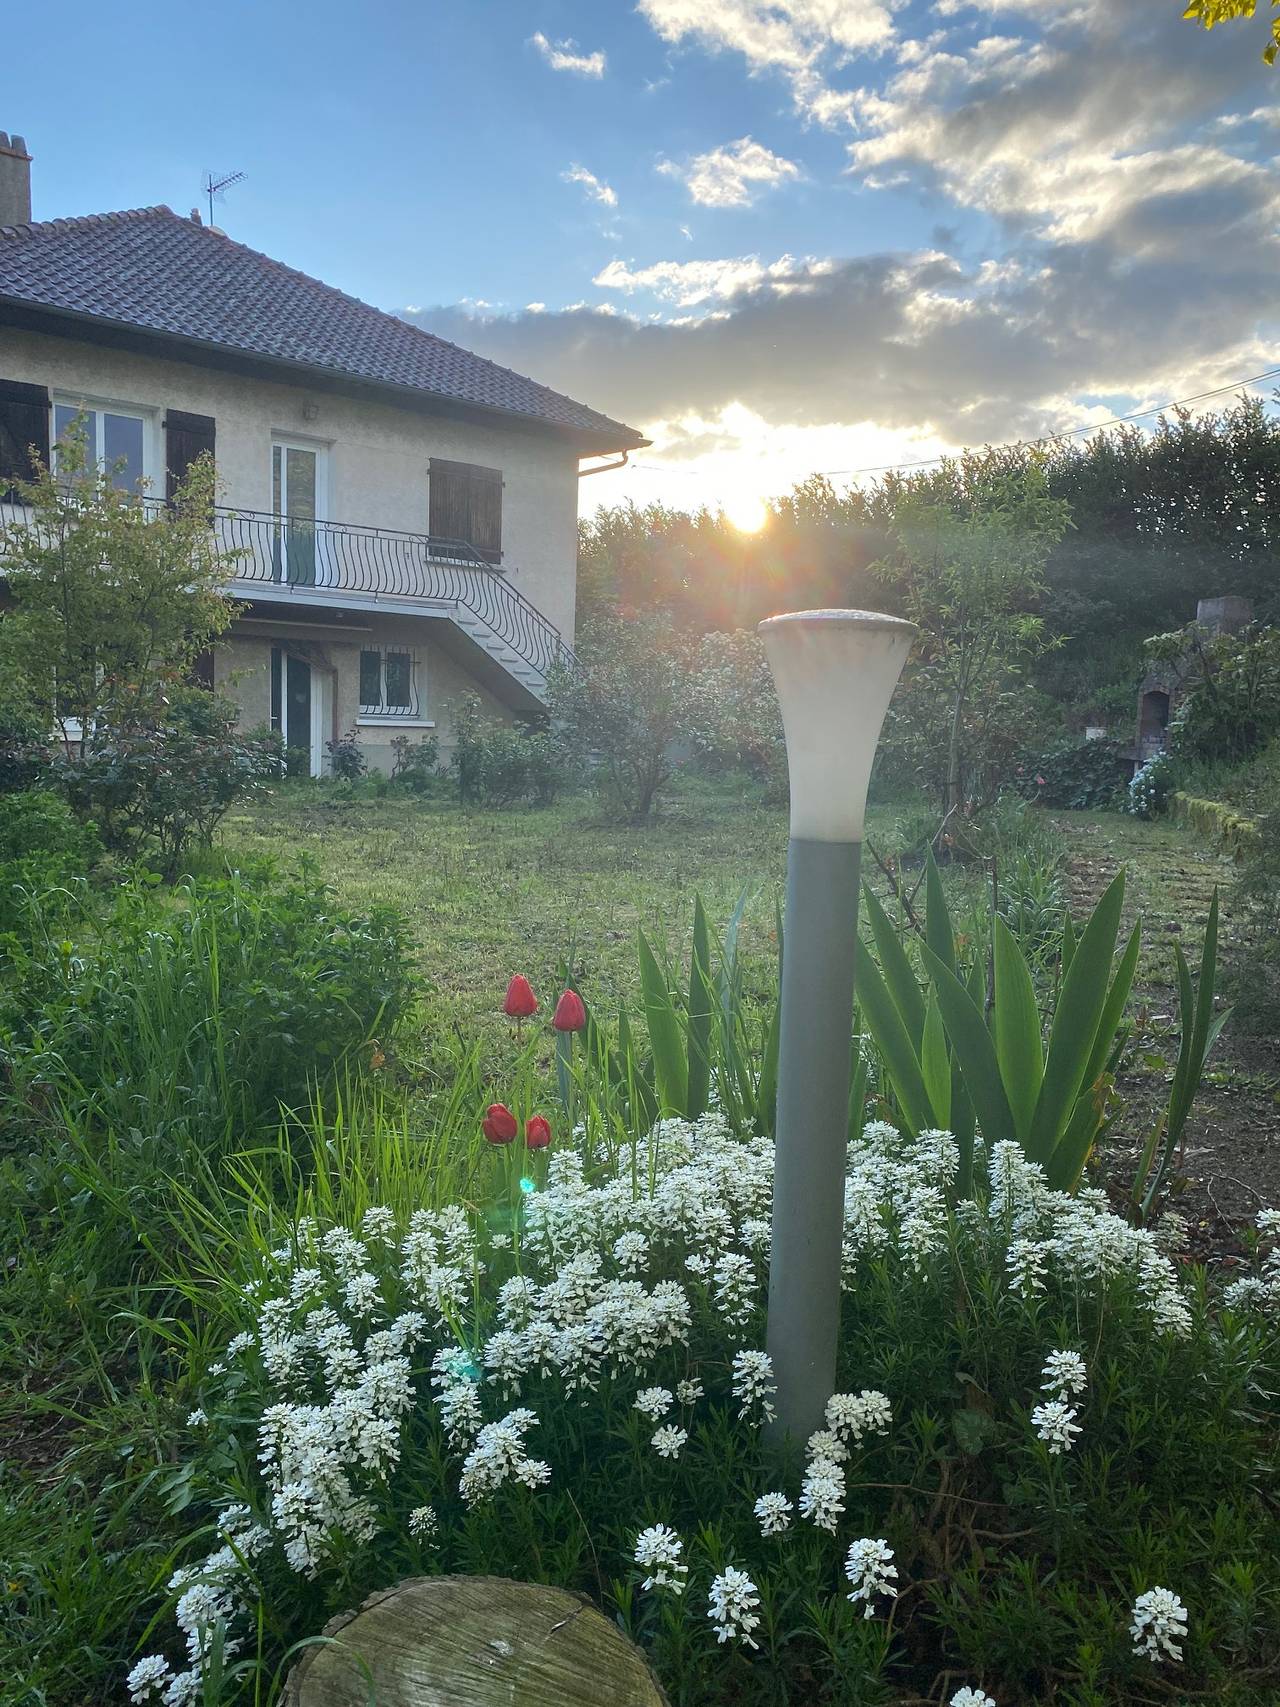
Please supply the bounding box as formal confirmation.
[0,325,581,641]
[216,608,515,774]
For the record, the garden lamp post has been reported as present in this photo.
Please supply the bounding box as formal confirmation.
[760,609,916,1444]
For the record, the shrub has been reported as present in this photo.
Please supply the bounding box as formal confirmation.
[548,615,697,823]
[389,733,442,794]
[685,629,784,787]
[134,1119,1280,1707]
[1128,749,1176,818]
[325,729,367,781]
[451,699,568,808]
[1018,736,1131,810]
[50,688,281,872]
[0,788,103,933]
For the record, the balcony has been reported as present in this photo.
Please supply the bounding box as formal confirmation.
[211,505,573,689]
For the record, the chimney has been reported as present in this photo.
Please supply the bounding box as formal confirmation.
[0,131,32,227]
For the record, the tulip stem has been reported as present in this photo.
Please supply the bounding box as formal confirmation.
[556,1030,573,1125]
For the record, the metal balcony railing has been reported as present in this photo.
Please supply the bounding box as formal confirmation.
[209,504,574,683]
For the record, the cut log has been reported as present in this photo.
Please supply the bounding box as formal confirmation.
[283,1575,669,1707]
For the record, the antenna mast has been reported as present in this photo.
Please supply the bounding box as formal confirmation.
[202,169,246,225]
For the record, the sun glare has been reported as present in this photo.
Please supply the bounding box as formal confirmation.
[722,492,768,533]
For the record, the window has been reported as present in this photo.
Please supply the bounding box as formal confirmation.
[53,399,151,491]
[429,458,502,564]
[0,379,50,500]
[359,648,419,718]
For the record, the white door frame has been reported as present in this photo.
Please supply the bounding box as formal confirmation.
[309,665,333,778]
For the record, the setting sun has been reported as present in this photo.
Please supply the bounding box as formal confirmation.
[722,492,768,534]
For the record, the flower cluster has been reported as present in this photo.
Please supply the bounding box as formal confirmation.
[130,1115,1206,1699]
[1131,1586,1189,1664]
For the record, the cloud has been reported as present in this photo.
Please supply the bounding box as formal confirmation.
[562,164,619,208]
[659,137,801,206]
[594,253,832,306]
[528,31,606,77]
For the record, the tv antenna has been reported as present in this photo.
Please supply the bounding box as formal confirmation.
[201,169,245,225]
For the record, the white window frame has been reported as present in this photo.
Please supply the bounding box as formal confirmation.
[356,645,431,726]
[270,435,329,521]
[51,393,159,492]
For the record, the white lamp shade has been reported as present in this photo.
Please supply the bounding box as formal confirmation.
[760,609,916,843]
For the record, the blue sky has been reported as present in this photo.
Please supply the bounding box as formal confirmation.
[8,0,1279,516]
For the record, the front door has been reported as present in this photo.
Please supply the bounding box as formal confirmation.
[272,649,331,778]
[271,441,320,585]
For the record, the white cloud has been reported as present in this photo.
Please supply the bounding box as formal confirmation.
[562,164,619,207]
[528,31,606,77]
[659,136,801,207]
[595,252,829,306]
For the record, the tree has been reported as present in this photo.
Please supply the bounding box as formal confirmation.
[1183,0,1280,66]
[0,418,238,746]
[547,614,697,823]
[871,462,1071,822]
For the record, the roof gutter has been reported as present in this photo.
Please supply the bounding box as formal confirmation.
[577,450,632,480]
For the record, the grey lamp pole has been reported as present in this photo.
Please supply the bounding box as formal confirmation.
[760,609,916,1446]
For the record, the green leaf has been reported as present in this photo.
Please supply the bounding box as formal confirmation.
[855,937,936,1135]
[925,849,956,976]
[862,881,927,1048]
[921,992,952,1128]
[637,929,687,1115]
[1079,921,1141,1094]
[920,942,1017,1150]
[686,895,714,1121]
[1027,870,1126,1165]
[992,915,1042,1144]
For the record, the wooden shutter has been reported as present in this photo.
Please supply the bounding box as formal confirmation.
[429,459,502,564]
[164,408,216,502]
[0,378,50,501]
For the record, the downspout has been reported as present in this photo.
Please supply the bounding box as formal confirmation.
[577,451,630,479]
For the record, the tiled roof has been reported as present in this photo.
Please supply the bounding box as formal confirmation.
[0,205,644,448]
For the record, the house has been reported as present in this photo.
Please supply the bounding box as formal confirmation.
[0,132,646,775]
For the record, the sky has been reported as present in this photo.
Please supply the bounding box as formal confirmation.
[7,0,1280,522]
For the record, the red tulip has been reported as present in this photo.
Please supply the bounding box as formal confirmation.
[481,1102,518,1144]
[525,1115,552,1150]
[552,988,586,1033]
[503,975,538,1019]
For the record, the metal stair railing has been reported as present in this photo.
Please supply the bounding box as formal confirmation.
[206,504,575,683]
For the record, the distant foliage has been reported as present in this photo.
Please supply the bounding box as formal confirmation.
[548,616,698,823]
[51,686,280,873]
[685,628,784,786]
[389,733,442,794]
[1019,737,1132,811]
[1150,623,1280,767]
[452,698,568,809]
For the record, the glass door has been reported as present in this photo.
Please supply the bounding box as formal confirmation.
[271,441,320,585]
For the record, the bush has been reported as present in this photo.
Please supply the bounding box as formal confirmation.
[135,1119,1280,1707]
[389,733,442,795]
[548,615,697,823]
[50,688,281,872]
[1017,736,1131,810]
[1128,749,1176,818]
[451,700,568,808]
[686,629,784,788]
[0,788,103,933]
[326,729,367,781]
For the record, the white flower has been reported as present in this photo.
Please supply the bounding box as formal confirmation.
[1040,1350,1087,1399]
[754,1492,793,1536]
[634,1386,674,1420]
[185,1409,207,1428]
[1131,1586,1188,1663]
[713,1251,758,1326]
[458,1409,550,1505]
[1006,1237,1048,1296]
[633,1523,687,1593]
[951,1690,997,1707]
[730,1349,776,1421]
[651,1424,687,1458]
[1030,1399,1081,1455]
[126,1655,173,1702]
[806,1428,847,1464]
[825,1389,892,1445]
[707,1566,762,1648]
[799,1456,845,1531]
[844,1537,899,1618]
[675,1377,703,1405]
[613,1231,649,1273]
[408,1504,438,1541]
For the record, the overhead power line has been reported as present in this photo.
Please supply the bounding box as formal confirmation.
[625,362,1280,491]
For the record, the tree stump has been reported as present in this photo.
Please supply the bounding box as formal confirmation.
[283,1575,669,1707]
